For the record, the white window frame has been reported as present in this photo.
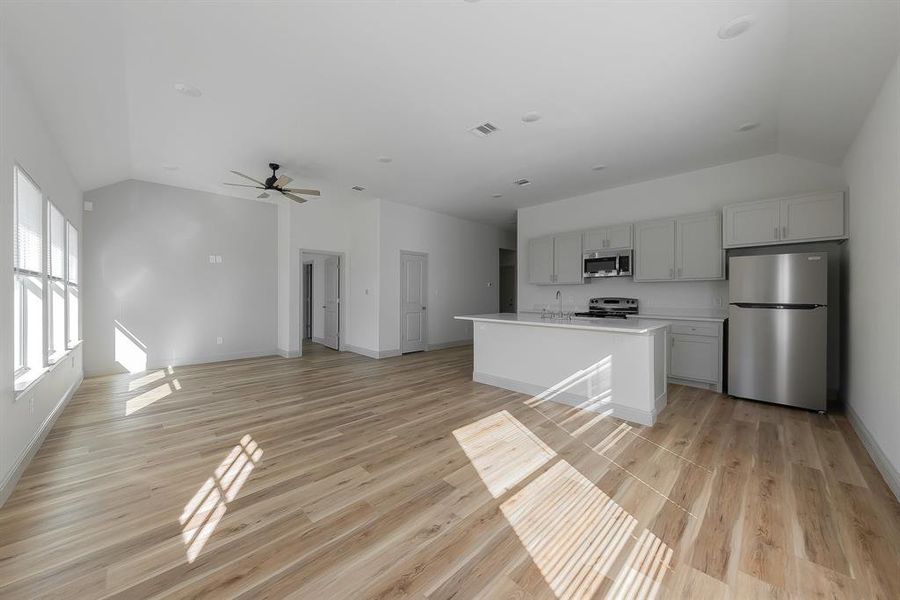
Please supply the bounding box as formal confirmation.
[13,165,45,379]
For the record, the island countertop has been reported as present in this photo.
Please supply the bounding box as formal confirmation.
[454,313,671,335]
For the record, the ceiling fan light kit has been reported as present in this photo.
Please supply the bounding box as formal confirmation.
[223,163,321,204]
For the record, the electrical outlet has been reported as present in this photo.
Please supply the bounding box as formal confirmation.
[83,201,93,211]
[216,337,223,345]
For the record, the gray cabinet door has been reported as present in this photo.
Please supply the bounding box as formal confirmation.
[724,198,781,246]
[634,219,675,281]
[605,224,633,250]
[670,334,718,382]
[781,192,846,241]
[553,232,584,284]
[527,236,554,284]
[676,212,723,280]
[582,229,606,252]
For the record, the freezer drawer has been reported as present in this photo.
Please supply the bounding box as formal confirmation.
[728,305,826,410]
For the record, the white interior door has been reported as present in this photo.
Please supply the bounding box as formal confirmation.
[400,253,427,354]
[323,256,340,350]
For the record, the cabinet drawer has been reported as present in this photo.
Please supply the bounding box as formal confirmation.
[670,323,718,337]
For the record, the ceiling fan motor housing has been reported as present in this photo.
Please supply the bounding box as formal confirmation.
[265,163,281,188]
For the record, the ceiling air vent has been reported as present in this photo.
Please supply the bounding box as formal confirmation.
[469,122,499,137]
[513,178,531,186]
[351,185,365,191]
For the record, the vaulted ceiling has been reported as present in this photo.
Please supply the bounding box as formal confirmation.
[1,1,897,226]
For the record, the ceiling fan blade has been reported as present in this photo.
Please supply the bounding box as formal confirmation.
[257,192,270,199]
[223,182,264,188]
[282,188,321,196]
[229,170,266,186]
[282,192,307,204]
[274,175,293,188]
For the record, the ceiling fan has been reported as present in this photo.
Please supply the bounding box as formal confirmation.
[223,163,321,203]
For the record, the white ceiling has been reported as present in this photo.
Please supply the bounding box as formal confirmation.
[1,1,897,226]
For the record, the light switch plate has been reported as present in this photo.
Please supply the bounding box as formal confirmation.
[209,255,216,263]
[216,255,223,263]
[216,337,223,345]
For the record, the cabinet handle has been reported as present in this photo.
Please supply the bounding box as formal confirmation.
[783,225,788,239]
[774,226,779,240]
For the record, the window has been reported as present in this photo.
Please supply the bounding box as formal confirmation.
[48,201,66,358]
[66,223,79,346]
[13,166,44,376]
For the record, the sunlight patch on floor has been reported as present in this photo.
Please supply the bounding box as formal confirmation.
[606,529,673,600]
[501,460,638,599]
[180,435,263,562]
[452,410,556,498]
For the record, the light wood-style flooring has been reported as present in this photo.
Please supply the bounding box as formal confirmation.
[0,343,898,599]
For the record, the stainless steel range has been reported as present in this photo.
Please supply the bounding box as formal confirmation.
[574,297,639,319]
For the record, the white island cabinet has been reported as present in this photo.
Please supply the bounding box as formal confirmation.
[454,314,670,426]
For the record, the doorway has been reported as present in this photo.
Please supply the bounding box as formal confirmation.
[499,248,517,313]
[303,262,313,340]
[300,250,342,352]
[400,251,428,354]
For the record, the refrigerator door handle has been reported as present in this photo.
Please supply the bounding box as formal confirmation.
[732,302,825,309]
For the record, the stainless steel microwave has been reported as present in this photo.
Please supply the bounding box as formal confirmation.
[583,250,632,278]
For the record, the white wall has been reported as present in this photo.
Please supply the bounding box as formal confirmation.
[518,153,846,313]
[379,200,516,352]
[82,180,277,375]
[276,193,381,357]
[842,55,900,494]
[0,45,84,502]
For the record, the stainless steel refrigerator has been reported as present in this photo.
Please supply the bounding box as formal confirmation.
[728,252,827,411]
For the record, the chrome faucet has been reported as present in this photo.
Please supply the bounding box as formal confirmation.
[556,290,563,317]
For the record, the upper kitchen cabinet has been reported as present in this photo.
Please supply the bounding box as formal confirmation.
[528,236,554,284]
[634,212,723,282]
[676,212,724,280]
[634,219,675,281]
[583,223,633,251]
[781,191,846,242]
[527,232,584,285]
[723,191,847,248]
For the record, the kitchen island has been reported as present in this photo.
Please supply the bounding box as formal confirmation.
[454,313,670,426]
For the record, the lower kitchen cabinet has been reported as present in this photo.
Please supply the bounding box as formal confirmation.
[666,320,725,392]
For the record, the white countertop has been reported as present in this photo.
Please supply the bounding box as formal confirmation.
[455,313,671,335]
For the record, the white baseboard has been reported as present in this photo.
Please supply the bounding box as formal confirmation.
[312,336,325,344]
[277,348,301,359]
[0,375,83,508]
[473,371,657,426]
[346,345,401,359]
[427,339,473,351]
[846,404,900,501]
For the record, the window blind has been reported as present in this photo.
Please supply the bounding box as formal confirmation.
[15,168,43,273]
[67,223,79,285]
[49,202,65,278]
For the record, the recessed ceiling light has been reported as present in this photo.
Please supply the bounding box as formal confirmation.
[377,156,393,163]
[174,82,202,97]
[521,111,541,123]
[592,164,606,172]
[162,164,179,171]
[491,193,503,199]
[513,178,531,187]
[351,185,365,191]
[718,15,755,40]
[736,121,760,132]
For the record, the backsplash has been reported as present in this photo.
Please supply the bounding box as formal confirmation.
[521,279,729,313]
